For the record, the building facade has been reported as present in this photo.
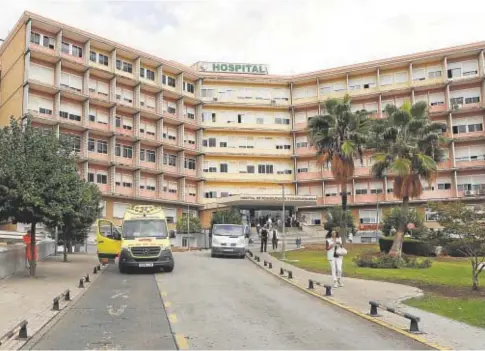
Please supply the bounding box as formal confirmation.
[1,11,484,231]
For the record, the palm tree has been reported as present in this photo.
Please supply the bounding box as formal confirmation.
[308,95,370,241]
[369,101,445,256]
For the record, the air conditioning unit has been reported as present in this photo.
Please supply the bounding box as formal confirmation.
[213,97,218,101]
[464,190,476,196]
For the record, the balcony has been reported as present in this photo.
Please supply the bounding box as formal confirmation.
[140,161,157,170]
[186,195,197,204]
[164,192,178,201]
[163,137,178,147]
[295,121,308,130]
[455,156,485,169]
[354,193,385,204]
[28,108,56,124]
[429,104,448,114]
[348,86,379,98]
[184,141,197,151]
[116,127,134,138]
[323,196,341,205]
[319,90,346,100]
[139,189,157,199]
[453,130,485,140]
[292,96,318,106]
[295,146,317,157]
[88,121,110,133]
[296,171,321,181]
[115,186,134,197]
[204,172,293,182]
[412,77,446,88]
[115,156,135,167]
[354,166,372,177]
[379,81,411,93]
[420,189,455,200]
[185,169,197,177]
[163,164,178,174]
[95,183,110,194]
[457,188,485,198]
[88,151,109,162]
[438,159,453,170]
[202,121,291,132]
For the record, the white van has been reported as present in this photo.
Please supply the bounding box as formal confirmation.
[211,224,247,259]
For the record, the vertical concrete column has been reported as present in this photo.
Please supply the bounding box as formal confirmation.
[54,124,60,139]
[110,77,117,103]
[22,84,29,116]
[134,57,141,81]
[321,180,325,205]
[384,177,388,201]
[289,82,293,106]
[176,72,184,95]
[179,178,186,202]
[195,79,203,100]
[84,39,91,66]
[55,30,63,56]
[196,154,204,178]
[82,130,89,159]
[178,124,185,148]
[345,73,349,92]
[443,56,448,82]
[55,60,62,88]
[156,91,163,115]
[177,98,184,121]
[197,181,204,203]
[445,83,451,110]
[109,166,116,193]
[134,84,141,109]
[411,89,415,105]
[156,65,163,87]
[133,112,141,138]
[196,104,203,124]
[83,69,90,95]
[110,49,117,74]
[24,51,31,85]
[157,174,165,199]
[54,91,61,120]
[378,94,382,118]
[25,19,32,48]
[196,129,204,152]
[82,99,89,127]
[316,78,321,101]
[134,170,141,197]
[453,170,459,197]
[134,140,141,168]
[409,62,413,86]
[376,68,380,88]
[156,145,164,172]
[109,105,117,132]
[109,135,116,163]
[82,161,89,181]
[352,178,356,203]
[178,150,185,174]
[448,113,453,138]
[451,141,456,168]
[479,50,484,77]
[156,118,163,142]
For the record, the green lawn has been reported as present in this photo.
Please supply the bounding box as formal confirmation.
[406,294,485,329]
[272,244,473,288]
[272,244,485,329]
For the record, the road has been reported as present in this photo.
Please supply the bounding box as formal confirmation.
[25,251,430,350]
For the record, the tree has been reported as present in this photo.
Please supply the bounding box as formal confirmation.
[46,179,102,262]
[210,209,242,228]
[308,95,370,242]
[176,215,202,234]
[323,207,355,234]
[0,116,80,275]
[429,202,485,290]
[381,207,429,239]
[369,101,445,256]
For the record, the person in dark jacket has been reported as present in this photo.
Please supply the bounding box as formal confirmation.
[260,225,268,252]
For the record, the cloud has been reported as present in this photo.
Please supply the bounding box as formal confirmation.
[1,0,485,75]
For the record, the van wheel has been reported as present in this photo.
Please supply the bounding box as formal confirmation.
[119,264,126,274]
[164,264,174,273]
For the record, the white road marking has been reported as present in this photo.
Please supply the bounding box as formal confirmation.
[110,290,128,299]
[107,305,127,316]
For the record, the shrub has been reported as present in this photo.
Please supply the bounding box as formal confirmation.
[381,207,430,239]
[379,237,436,257]
[354,252,433,269]
[444,240,485,257]
[323,207,356,233]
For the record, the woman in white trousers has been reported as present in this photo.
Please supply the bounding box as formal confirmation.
[326,230,344,288]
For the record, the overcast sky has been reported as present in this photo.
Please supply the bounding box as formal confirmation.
[2,0,485,75]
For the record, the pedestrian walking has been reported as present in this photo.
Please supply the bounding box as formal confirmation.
[326,230,346,288]
[260,225,269,253]
[348,231,353,244]
[271,227,279,250]
[295,233,301,249]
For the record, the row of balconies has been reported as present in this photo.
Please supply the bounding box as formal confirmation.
[28,25,200,100]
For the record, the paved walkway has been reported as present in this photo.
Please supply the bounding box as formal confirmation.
[0,252,101,346]
[251,247,485,350]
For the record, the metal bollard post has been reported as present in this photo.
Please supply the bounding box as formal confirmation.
[280,268,284,275]
[324,285,332,296]
[369,301,380,317]
[308,279,314,289]
[85,274,90,283]
[18,322,28,339]
[268,262,272,269]
[263,260,267,267]
[93,266,98,274]
[287,271,293,279]
[79,278,84,288]
[97,264,101,270]
[65,290,70,301]
[52,298,59,311]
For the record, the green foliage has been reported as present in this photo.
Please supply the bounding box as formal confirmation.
[353,252,432,269]
[381,207,429,239]
[379,237,436,257]
[210,209,242,227]
[176,215,202,234]
[324,207,355,233]
[429,202,485,290]
[0,116,84,274]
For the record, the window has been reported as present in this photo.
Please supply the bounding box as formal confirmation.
[88,138,95,152]
[31,31,55,49]
[258,164,274,174]
[96,173,108,184]
[163,75,176,88]
[355,183,368,195]
[359,210,380,224]
[116,59,133,73]
[97,140,108,154]
[185,158,196,170]
[164,154,177,167]
[220,163,228,173]
[123,146,133,158]
[275,117,290,125]
[61,72,83,92]
[98,53,109,66]
[448,60,478,79]
[61,134,81,153]
[88,172,95,183]
[453,117,484,134]
[31,32,41,45]
[183,82,195,94]
[140,67,155,81]
[147,150,156,163]
[425,208,439,222]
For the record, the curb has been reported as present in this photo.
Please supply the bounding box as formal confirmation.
[2,264,108,350]
[247,253,451,351]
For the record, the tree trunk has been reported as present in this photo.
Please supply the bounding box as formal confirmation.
[340,183,347,244]
[472,270,479,291]
[389,196,409,257]
[63,228,68,262]
[29,222,37,276]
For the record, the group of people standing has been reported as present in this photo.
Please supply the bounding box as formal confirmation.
[257,222,279,253]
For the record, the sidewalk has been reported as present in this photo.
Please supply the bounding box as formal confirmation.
[252,247,485,350]
[0,252,101,344]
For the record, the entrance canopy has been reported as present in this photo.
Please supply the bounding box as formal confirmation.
[215,194,317,208]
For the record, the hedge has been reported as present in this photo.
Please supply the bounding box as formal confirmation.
[444,240,485,257]
[379,237,436,257]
